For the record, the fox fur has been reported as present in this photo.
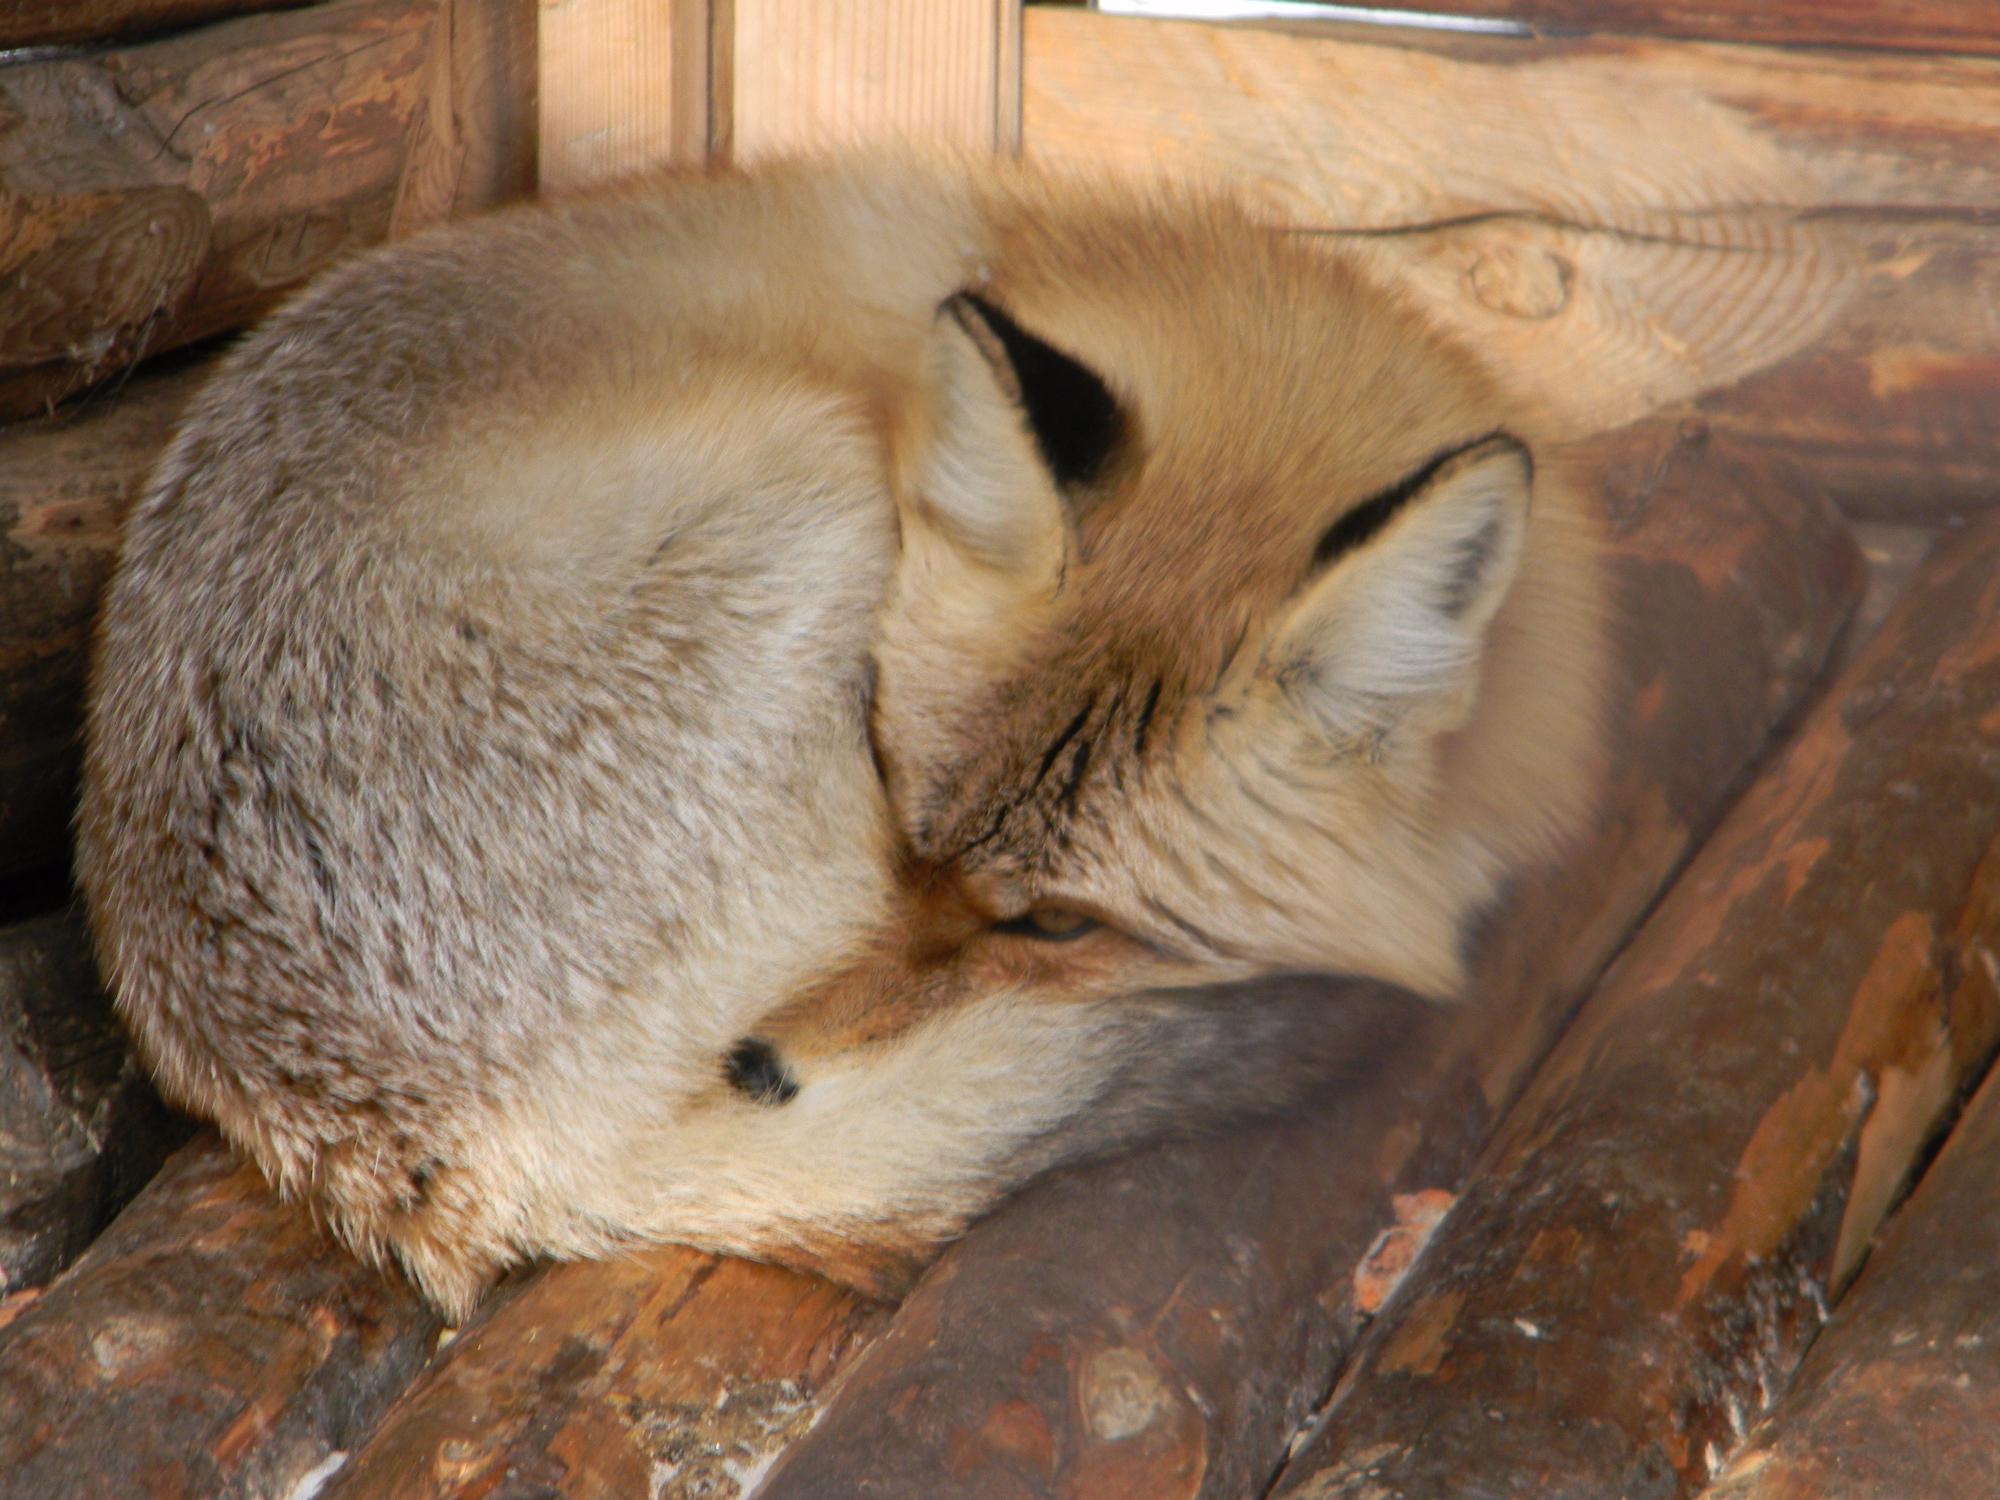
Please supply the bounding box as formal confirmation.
[77,157,1604,1318]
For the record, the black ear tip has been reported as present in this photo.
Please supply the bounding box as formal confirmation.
[940,288,1125,490]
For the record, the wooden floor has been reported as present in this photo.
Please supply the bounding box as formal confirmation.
[3,4,1999,1498]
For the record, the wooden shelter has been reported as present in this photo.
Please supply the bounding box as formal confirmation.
[2,3,1997,1495]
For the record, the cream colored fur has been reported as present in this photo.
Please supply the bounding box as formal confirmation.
[78,157,1604,1316]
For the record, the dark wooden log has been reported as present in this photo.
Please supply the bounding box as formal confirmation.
[0,3,308,51]
[0,1133,440,1500]
[1267,510,2000,1499]
[1316,1,2000,58]
[0,0,534,420]
[0,913,189,1294]
[1700,996,2000,1500]
[322,1249,892,1499]
[0,358,210,879]
[739,419,1867,1500]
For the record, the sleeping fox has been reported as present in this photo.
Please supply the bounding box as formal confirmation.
[77,157,1604,1317]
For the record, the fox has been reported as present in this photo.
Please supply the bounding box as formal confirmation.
[76,156,1604,1319]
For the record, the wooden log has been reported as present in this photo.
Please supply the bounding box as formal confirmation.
[0,2,303,50]
[0,359,209,879]
[1311,1,2000,58]
[0,0,513,420]
[1267,510,2000,1499]
[737,419,1866,1500]
[0,913,189,1294]
[320,1250,891,1498]
[1024,9,2000,518]
[1699,1008,2000,1500]
[0,1134,440,1500]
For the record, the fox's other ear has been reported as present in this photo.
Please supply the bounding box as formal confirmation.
[1266,433,1533,747]
[904,293,1121,593]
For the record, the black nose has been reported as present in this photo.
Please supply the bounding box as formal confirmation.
[724,1037,800,1105]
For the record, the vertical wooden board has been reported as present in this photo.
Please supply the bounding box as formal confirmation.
[321,1250,890,1498]
[741,421,1866,1500]
[0,1135,440,1500]
[1268,512,2000,1500]
[1700,984,2000,1500]
[537,0,687,192]
[727,0,1016,161]
[442,0,540,212]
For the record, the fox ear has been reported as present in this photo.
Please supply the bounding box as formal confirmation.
[904,293,1121,593]
[1266,434,1533,748]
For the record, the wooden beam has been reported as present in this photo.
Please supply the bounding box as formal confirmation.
[0,915,189,1294]
[726,420,1869,1500]
[1267,508,2000,1499]
[1701,1023,2000,1500]
[1024,9,2000,519]
[0,1135,440,1500]
[0,1,305,49]
[0,0,528,421]
[1322,1,2000,59]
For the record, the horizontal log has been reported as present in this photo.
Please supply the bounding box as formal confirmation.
[0,358,210,879]
[1024,9,2000,518]
[321,1248,892,1498]
[1269,510,2000,1498]
[1322,1,2000,58]
[1700,995,2000,1500]
[741,419,1866,1500]
[0,0,530,420]
[0,1133,440,1500]
[0,3,306,50]
[0,913,189,1294]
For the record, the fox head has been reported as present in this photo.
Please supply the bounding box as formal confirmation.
[828,186,1605,1055]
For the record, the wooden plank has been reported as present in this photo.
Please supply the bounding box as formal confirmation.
[1700,1023,2000,1500]
[1,914,189,1295]
[0,0,508,420]
[320,1250,890,1498]
[1268,510,2000,1499]
[0,359,210,878]
[537,0,690,192]
[725,0,1021,162]
[1327,2,2000,59]
[0,1,304,50]
[0,1134,440,1500]
[738,419,1867,1500]
[1024,9,2000,518]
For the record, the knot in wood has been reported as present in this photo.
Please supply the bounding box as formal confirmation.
[1467,241,1574,321]
[1079,1344,1174,1441]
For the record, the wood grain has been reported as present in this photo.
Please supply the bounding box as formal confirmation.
[0,358,211,879]
[0,1134,440,1500]
[1700,1001,2000,1500]
[1342,2,2000,58]
[740,420,1867,1500]
[537,0,690,192]
[0,0,533,420]
[321,1250,891,1499]
[725,0,1020,162]
[1024,9,2000,517]
[1268,509,2000,1500]
[0,914,189,1295]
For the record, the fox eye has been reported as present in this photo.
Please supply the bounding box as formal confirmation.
[993,908,1100,942]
